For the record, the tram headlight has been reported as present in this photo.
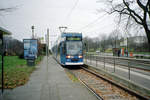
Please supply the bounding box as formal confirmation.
[66,55,74,58]
[66,55,71,58]
[78,55,83,58]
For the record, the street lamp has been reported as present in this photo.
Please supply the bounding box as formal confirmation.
[31,26,34,39]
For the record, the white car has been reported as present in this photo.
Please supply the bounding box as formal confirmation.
[96,51,100,53]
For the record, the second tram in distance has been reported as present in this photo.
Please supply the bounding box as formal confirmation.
[52,32,83,66]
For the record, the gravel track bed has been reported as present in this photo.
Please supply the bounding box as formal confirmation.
[70,69,139,100]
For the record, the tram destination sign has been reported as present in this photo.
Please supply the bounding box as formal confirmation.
[66,37,81,41]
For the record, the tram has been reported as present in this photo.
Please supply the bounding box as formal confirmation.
[52,32,83,66]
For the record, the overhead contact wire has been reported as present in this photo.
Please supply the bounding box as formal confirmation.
[65,0,79,26]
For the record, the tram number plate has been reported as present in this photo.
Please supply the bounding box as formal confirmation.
[71,59,78,62]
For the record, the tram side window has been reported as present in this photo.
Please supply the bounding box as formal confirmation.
[62,42,66,54]
[57,44,60,54]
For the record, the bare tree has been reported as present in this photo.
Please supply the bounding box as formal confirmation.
[99,34,108,52]
[0,6,18,16]
[108,29,121,48]
[98,0,150,45]
[83,36,98,52]
[0,7,16,13]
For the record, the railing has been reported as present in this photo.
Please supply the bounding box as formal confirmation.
[84,53,150,80]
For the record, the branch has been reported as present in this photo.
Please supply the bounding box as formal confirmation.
[0,6,18,13]
[137,0,148,24]
[123,0,143,23]
[128,11,143,25]
[114,7,142,25]
[146,0,150,18]
[136,0,146,11]
[0,8,15,12]
[126,16,131,29]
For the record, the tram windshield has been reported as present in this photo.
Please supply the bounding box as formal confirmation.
[66,41,82,55]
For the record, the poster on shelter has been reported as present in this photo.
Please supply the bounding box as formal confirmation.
[23,39,38,59]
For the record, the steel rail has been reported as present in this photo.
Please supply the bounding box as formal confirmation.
[65,68,103,100]
[81,65,150,100]
[78,78,103,100]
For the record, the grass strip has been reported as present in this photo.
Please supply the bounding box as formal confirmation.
[0,55,43,89]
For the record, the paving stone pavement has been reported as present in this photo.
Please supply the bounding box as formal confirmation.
[0,56,98,100]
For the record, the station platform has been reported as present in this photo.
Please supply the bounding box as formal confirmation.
[1,56,98,100]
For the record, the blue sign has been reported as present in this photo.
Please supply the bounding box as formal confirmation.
[23,39,38,59]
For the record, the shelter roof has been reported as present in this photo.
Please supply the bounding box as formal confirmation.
[0,27,12,35]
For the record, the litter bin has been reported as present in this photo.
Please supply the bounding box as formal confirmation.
[27,59,35,66]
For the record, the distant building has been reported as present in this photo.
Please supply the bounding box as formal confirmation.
[120,36,147,47]
[130,36,146,44]
[120,38,127,47]
[120,36,148,52]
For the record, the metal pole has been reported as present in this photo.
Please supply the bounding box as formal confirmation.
[96,56,97,67]
[104,39,105,69]
[127,37,129,57]
[31,26,34,39]
[47,29,49,56]
[114,57,115,72]
[91,54,92,64]
[88,41,89,53]
[128,61,130,80]
[0,34,1,93]
[85,53,87,63]
[87,54,90,63]
[45,30,49,82]
[90,54,91,65]
[104,56,105,69]
[85,45,87,64]
[45,34,48,56]
[87,53,88,64]
[1,33,4,93]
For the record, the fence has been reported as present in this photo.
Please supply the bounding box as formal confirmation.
[84,53,150,80]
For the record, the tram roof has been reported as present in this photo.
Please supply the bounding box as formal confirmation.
[0,27,12,35]
[61,32,82,37]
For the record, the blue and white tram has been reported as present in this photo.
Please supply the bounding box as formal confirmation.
[52,32,83,66]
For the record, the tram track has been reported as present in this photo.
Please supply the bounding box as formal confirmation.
[65,65,149,100]
[79,78,103,100]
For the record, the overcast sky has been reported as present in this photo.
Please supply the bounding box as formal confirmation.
[0,0,116,42]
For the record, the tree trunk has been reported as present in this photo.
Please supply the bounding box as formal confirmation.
[145,29,150,52]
